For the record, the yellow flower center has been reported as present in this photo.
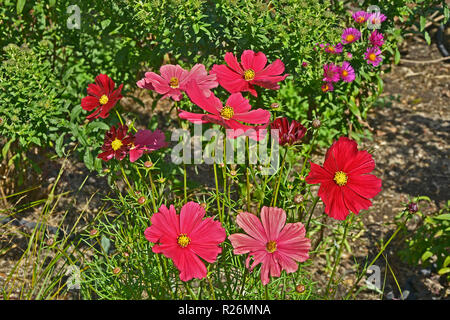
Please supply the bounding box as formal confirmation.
[99,95,109,105]
[346,34,355,43]
[342,70,349,77]
[177,233,191,248]
[220,106,234,119]
[328,46,335,52]
[169,77,179,88]
[321,84,329,92]
[111,138,123,151]
[244,69,255,81]
[357,17,365,23]
[334,171,348,186]
[266,241,277,253]
[369,53,376,61]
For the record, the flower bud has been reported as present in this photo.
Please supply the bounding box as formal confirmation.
[312,119,321,128]
[138,196,146,205]
[408,202,418,213]
[294,194,304,204]
[144,161,153,168]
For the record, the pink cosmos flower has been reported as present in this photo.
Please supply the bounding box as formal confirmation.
[179,80,271,140]
[368,12,387,26]
[352,11,370,24]
[211,50,288,97]
[137,64,190,101]
[321,82,334,93]
[129,129,168,162]
[228,207,311,286]
[144,202,226,281]
[323,63,341,83]
[185,64,218,98]
[340,61,355,83]
[342,28,361,44]
[364,47,383,66]
[369,30,384,47]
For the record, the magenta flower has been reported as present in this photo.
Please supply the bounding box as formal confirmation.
[346,52,353,59]
[369,30,384,47]
[137,64,190,101]
[129,129,168,162]
[211,50,288,97]
[364,47,383,66]
[179,80,271,140]
[340,61,355,83]
[342,28,361,44]
[325,43,343,54]
[228,207,311,286]
[368,12,387,26]
[321,82,334,93]
[352,11,370,24]
[323,63,340,83]
[144,202,226,281]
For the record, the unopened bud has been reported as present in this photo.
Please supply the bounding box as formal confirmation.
[312,119,321,128]
[270,103,280,109]
[138,196,146,205]
[296,284,306,293]
[294,194,304,204]
[408,202,418,213]
[144,161,153,168]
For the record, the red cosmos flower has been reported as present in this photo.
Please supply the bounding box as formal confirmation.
[179,80,271,140]
[270,117,307,146]
[211,50,288,97]
[144,202,226,281]
[228,207,311,285]
[129,129,168,162]
[305,137,382,220]
[98,124,134,161]
[81,74,123,121]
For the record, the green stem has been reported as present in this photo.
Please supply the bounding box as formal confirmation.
[239,267,248,299]
[271,147,288,207]
[206,275,216,300]
[305,196,319,233]
[213,162,222,219]
[326,214,352,298]
[344,223,404,300]
[183,163,187,204]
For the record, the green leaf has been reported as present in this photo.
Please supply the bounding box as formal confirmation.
[55,134,65,157]
[101,19,111,30]
[83,149,94,171]
[394,48,401,65]
[419,16,426,32]
[421,251,433,262]
[443,256,450,268]
[88,121,110,132]
[16,0,26,14]
[434,213,450,221]
[438,267,450,275]
[424,31,431,45]
[193,23,200,34]
[2,138,15,159]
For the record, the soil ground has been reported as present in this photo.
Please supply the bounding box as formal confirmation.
[0,33,448,300]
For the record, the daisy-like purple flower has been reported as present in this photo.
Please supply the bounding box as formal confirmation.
[368,12,387,26]
[364,47,383,67]
[321,82,334,93]
[325,43,343,54]
[340,61,355,82]
[352,11,370,24]
[342,28,361,44]
[323,63,340,83]
[369,30,384,47]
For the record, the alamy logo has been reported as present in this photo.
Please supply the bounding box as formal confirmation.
[65,265,81,290]
[67,5,81,30]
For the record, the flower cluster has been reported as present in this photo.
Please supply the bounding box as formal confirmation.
[78,43,383,288]
[319,9,387,92]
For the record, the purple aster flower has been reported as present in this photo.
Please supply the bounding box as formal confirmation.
[321,82,334,93]
[364,47,383,66]
[325,43,343,54]
[342,28,361,44]
[322,63,340,82]
[369,30,384,47]
[368,12,387,26]
[340,61,355,82]
[352,11,370,24]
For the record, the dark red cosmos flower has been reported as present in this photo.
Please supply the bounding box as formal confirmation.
[98,124,134,161]
[81,74,123,121]
[211,50,288,97]
[270,117,307,146]
[305,137,382,220]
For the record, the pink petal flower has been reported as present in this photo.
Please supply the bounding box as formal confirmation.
[229,207,311,285]
[145,202,226,281]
